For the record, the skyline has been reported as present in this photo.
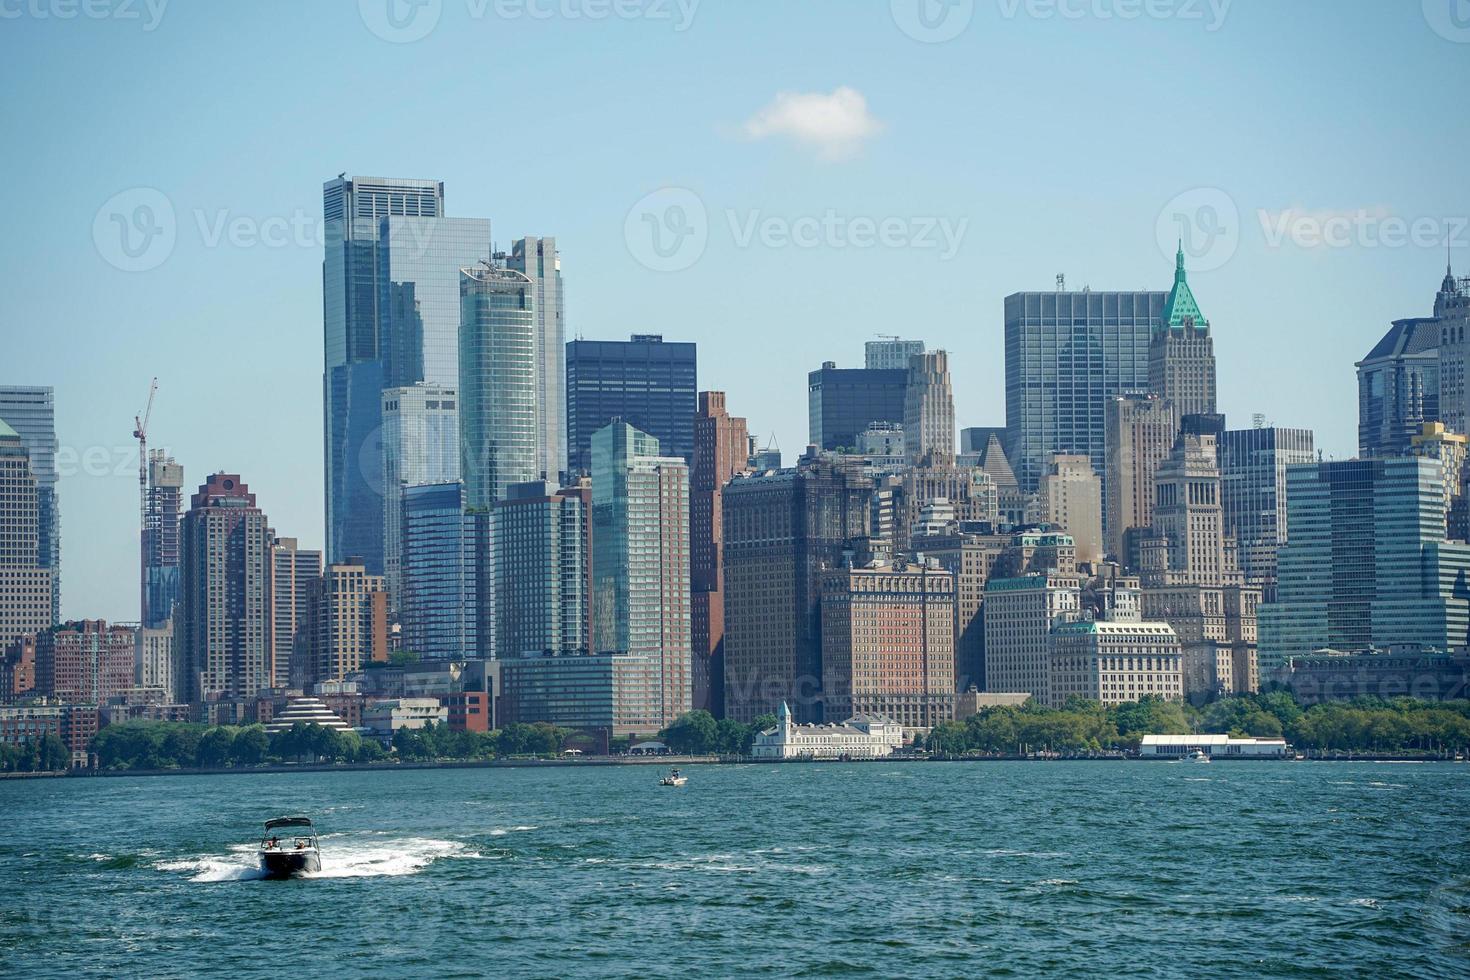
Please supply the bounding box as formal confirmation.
[4,1,1470,621]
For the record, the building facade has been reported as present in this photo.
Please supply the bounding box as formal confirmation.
[506,236,566,483]
[269,537,322,689]
[1039,454,1104,565]
[903,350,955,464]
[0,417,53,647]
[34,620,136,704]
[1048,619,1183,707]
[1148,246,1216,419]
[314,561,388,682]
[400,481,479,660]
[142,451,184,629]
[749,700,904,759]
[566,335,697,475]
[0,386,59,621]
[1356,317,1441,458]
[1104,394,1176,563]
[380,383,459,604]
[494,480,590,658]
[982,574,1082,702]
[691,392,749,715]
[1219,425,1315,593]
[807,362,908,452]
[865,338,925,371]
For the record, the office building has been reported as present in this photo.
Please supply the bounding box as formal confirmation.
[1409,421,1469,538]
[506,236,566,482]
[807,362,908,452]
[400,482,479,661]
[322,175,491,572]
[903,350,955,464]
[381,383,459,604]
[820,562,956,729]
[590,422,691,730]
[1260,456,1470,671]
[1038,454,1104,565]
[176,473,274,704]
[909,522,1015,692]
[1219,425,1315,592]
[897,463,998,556]
[1432,264,1470,434]
[1356,318,1441,458]
[0,388,59,622]
[1148,245,1216,418]
[136,621,174,703]
[691,392,750,715]
[1104,394,1176,564]
[34,620,136,704]
[983,574,1082,703]
[313,561,388,682]
[142,452,184,629]
[0,417,55,647]
[269,537,322,689]
[865,337,925,370]
[1048,619,1183,707]
[459,262,539,510]
[494,480,591,658]
[1004,288,1163,491]
[566,335,697,475]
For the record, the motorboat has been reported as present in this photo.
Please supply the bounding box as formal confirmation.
[659,769,687,787]
[1186,748,1211,764]
[258,816,321,878]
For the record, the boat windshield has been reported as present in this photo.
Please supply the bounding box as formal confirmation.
[261,818,317,849]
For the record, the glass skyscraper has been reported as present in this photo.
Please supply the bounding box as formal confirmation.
[322,175,491,573]
[506,237,566,483]
[565,335,697,475]
[380,383,459,606]
[1219,426,1315,594]
[142,451,184,629]
[0,386,59,621]
[806,363,908,452]
[400,481,479,660]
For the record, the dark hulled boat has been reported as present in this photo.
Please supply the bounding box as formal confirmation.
[258,816,321,878]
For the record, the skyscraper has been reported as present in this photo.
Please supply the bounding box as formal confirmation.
[380,383,459,604]
[983,574,1082,702]
[494,480,591,659]
[0,417,54,648]
[506,236,566,483]
[903,350,956,464]
[1038,454,1104,565]
[1356,318,1440,458]
[1219,425,1315,593]
[807,362,908,452]
[458,263,539,510]
[1004,289,1162,491]
[1104,394,1177,563]
[566,335,697,475]
[0,387,59,621]
[177,474,273,704]
[1149,245,1216,418]
[1431,264,1470,434]
[400,482,479,660]
[690,392,750,714]
[590,422,691,730]
[269,537,322,689]
[322,175,491,572]
[142,451,184,629]
[865,337,925,370]
[313,560,388,682]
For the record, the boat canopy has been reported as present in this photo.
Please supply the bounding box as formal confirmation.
[264,816,315,831]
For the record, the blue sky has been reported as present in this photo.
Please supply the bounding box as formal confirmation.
[3,0,1468,621]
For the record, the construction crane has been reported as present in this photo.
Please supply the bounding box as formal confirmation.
[133,378,157,623]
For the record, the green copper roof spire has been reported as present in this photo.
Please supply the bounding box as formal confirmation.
[1161,242,1207,330]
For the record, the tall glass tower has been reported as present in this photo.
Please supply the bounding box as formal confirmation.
[0,386,59,621]
[506,237,566,483]
[321,175,491,572]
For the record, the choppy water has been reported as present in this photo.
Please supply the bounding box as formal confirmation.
[2,761,1468,977]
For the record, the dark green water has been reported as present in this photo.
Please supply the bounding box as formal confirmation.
[2,761,1468,978]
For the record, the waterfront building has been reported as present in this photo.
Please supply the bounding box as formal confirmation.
[1004,287,1163,491]
[176,473,274,704]
[865,338,925,370]
[363,697,447,740]
[314,560,388,682]
[400,482,479,660]
[807,361,908,452]
[142,452,183,629]
[497,651,670,744]
[1219,424,1315,592]
[691,392,750,715]
[1104,394,1177,563]
[136,621,174,703]
[983,574,1082,703]
[1283,647,1470,704]
[0,416,54,647]
[1356,317,1441,458]
[1038,454,1103,565]
[494,480,590,658]
[1260,456,1470,671]
[269,537,321,689]
[590,422,691,731]
[459,262,539,510]
[1148,245,1216,419]
[903,350,955,464]
[381,383,459,604]
[0,386,59,621]
[0,703,99,761]
[1048,619,1183,707]
[1137,733,1288,758]
[566,335,697,475]
[322,175,492,572]
[263,695,351,733]
[34,620,136,704]
[820,562,956,729]
[722,455,872,723]
[505,236,566,482]
[749,700,904,759]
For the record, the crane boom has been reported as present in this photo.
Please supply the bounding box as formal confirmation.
[135,378,158,624]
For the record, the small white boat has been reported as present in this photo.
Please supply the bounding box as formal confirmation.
[659,769,687,787]
[1186,749,1211,764]
[258,816,321,878]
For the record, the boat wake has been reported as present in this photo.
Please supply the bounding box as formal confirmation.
[155,837,483,883]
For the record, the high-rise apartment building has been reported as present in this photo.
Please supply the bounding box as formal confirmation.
[590,422,691,731]
[1004,289,1162,491]
[820,562,956,728]
[0,387,59,621]
[322,175,491,572]
[34,620,136,704]
[314,561,388,682]
[142,452,184,629]
[1260,456,1470,671]
[982,574,1082,702]
[690,392,749,715]
[400,482,479,660]
[566,335,697,475]
[136,621,174,702]
[269,537,322,689]
[865,337,925,370]
[1104,394,1177,563]
[1038,454,1104,565]
[1148,246,1216,418]
[909,521,1015,692]
[494,480,591,658]
[0,417,54,648]
[807,362,908,452]
[1219,425,1315,592]
[177,474,273,703]
[380,383,459,603]
[506,236,566,482]
[903,350,956,464]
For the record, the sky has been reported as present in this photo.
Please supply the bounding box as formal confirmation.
[2,0,1469,622]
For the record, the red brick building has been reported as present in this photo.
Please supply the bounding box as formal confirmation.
[34,621,135,704]
[444,691,489,733]
[1,636,35,702]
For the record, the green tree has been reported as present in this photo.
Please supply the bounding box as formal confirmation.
[659,710,719,754]
[196,727,236,768]
[231,726,269,766]
[39,734,69,771]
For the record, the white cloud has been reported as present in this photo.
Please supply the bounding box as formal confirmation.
[741,87,883,161]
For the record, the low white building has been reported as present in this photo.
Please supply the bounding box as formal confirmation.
[1139,733,1290,759]
[750,702,904,760]
[363,698,447,739]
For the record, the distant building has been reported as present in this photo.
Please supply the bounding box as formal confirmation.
[380,383,459,604]
[1104,394,1176,564]
[0,416,54,648]
[865,338,925,370]
[142,451,184,629]
[1138,733,1288,758]
[263,695,352,734]
[364,697,448,740]
[1356,317,1441,458]
[566,335,697,475]
[0,386,59,621]
[1409,421,1469,538]
[903,350,955,464]
[691,392,750,715]
[983,574,1082,703]
[1283,647,1470,704]
[1038,454,1103,565]
[136,621,174,703]
[505,236,566,483]
[1149,245,1216,419]
[270,537,322,689]
[1219,425,1315,593]
[749,700,904,760]
[494,480,590,658]
[1048,619,1183,707]
[2,636,36,702]
[34,620,136,704]
[314,560,388,682]
[807,362,908,452]
[400,482,480,660]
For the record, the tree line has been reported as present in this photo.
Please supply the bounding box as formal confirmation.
[0,735,70,773]
[655,710,778,755]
